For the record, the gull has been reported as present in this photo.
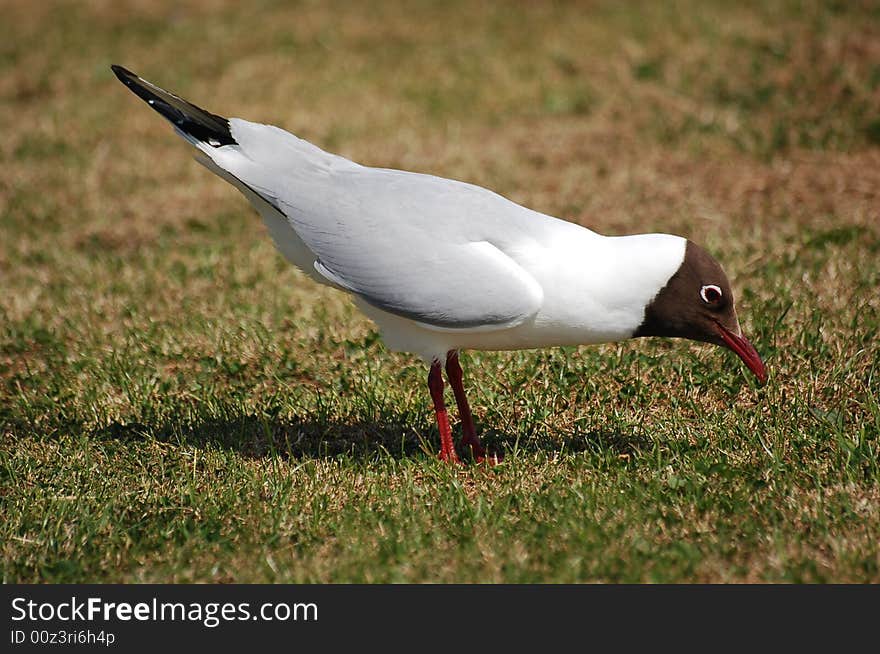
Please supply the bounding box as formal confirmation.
[111,65,767,464]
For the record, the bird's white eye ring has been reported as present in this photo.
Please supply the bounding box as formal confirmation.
[700,284,723,304]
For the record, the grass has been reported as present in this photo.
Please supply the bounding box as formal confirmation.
[1,0,879,583]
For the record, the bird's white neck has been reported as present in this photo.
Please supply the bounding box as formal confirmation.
[523,225,687,345]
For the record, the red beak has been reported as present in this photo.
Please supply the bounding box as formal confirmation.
[715,322,767,384]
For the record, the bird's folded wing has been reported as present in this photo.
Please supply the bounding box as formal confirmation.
[312,238,543,330]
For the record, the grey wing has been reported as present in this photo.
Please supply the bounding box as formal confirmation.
[276,170,544,330]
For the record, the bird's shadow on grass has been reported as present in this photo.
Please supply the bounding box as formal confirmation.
[94,414,652,462]
[96,415,426,460]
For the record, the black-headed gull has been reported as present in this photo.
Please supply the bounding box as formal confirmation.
[112,65,767,464]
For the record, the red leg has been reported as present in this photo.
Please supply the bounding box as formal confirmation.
[428,360,459,464]
[445,351,500,463]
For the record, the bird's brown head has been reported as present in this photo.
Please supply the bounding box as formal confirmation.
[634,240,767,383]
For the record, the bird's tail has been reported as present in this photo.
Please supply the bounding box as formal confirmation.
[111,65,236,148]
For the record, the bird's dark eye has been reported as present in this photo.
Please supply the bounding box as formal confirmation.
[700,284,723,305]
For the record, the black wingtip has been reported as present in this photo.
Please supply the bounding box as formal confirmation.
[111,64,134,81]
[110,64,236,147]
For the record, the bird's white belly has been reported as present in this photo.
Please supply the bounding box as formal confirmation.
[355,298,627,362]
